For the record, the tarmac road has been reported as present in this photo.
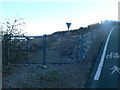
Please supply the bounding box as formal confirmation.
[85,25,120,88]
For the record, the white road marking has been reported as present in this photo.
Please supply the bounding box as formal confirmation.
[110,65,120,74]
[94,26,115,80]
[106,52,120,59]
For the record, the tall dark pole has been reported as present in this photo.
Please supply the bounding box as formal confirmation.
[43,34,46,68]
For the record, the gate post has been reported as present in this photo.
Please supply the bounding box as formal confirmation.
[79,34,85,61]
[43,34,46,67]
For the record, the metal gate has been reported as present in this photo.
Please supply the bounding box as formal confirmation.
[7,35,81,64]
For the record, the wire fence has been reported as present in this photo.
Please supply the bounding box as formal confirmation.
[3,35,82,65]
[2,23,113,65]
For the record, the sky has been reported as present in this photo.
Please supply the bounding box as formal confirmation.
[0,0,119,35]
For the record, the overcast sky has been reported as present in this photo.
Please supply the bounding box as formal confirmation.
[0,0,119,35]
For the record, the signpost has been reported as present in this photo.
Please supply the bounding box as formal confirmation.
[66,22,71,36]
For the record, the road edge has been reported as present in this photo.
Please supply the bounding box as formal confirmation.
[84,34,108,88]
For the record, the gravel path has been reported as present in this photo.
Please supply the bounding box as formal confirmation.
[3,63,88,88]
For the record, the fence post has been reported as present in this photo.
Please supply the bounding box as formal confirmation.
[98,24,102,38]
[2,34,9,65]
[97,25,99,39]
[90,30,94,45]
[27,38,29,64]
[79,34,85,61]
[60,36,63,64]
[9,34,12,64]
[78,36,81,62]
[43,34,46,66]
